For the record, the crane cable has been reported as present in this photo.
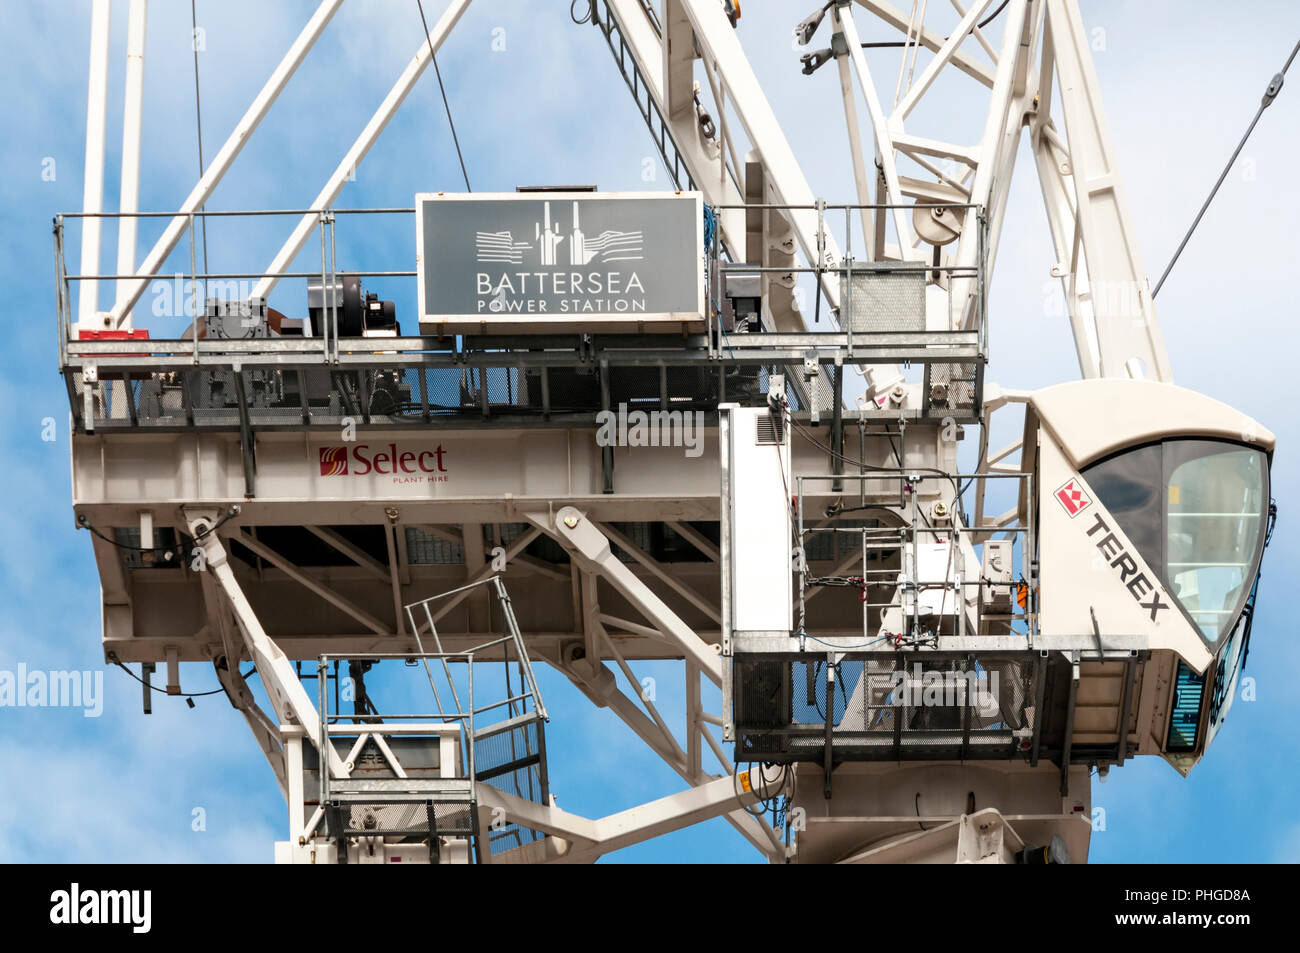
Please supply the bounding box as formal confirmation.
[416,0,472,192]
[1153,36,1300,298]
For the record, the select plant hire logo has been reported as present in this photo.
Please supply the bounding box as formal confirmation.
[320,446,348,476]
[318,443,449,485]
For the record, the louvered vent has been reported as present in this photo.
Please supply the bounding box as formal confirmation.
[755,411,783,445]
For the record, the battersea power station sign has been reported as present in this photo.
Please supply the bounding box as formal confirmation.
[416,191,703,333]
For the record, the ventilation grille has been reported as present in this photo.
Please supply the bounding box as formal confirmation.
[755,411,784,445]
[1166,662,1204,752]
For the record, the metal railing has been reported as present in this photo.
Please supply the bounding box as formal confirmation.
[702,201,988,362]
[791,466,1036,650]
[309,576,549,859]
[54,201,988,436]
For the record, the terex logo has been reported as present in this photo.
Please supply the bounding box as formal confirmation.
[1055,478,1091,518]
[318,443,449,482]
[1084,511,1169,621]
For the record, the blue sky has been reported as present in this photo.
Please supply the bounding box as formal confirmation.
[0,0,1297,862]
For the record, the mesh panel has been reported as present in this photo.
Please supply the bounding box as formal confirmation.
[474,717,547,857]
[924,361,980,421]
[496,523,531,547]
[422,367,475,412]
[405,527,465,565]
[608,366,661,407]
[734,653,1034,762]
[475,719,542,773]
[804,369,836,413]
[840,271,926,332]
[545,367,602,412]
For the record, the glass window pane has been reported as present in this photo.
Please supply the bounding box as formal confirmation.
[1082,443,1162,571]
[1083,440,1268,645]
[1164,443,1266,641]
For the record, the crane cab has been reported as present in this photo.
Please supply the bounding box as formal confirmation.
[1028,380,1274,773]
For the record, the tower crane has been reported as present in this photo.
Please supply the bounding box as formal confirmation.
[56,0,1275,863]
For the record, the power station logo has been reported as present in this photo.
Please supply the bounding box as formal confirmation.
[318,444,449,484]
[1054,478,1092,518]
[475,200,644,267]
[473,199,648,315]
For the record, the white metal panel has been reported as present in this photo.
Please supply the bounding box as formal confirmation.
[1030,379,1275,470]
[725,405,792,633]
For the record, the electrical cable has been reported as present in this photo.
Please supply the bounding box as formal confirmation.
[798,632,891,651]
[76,506,240,554]
[857,0,1011,50]
[1153,36,1300,298]
[791,416,962,501]
[734,760,791,823]
[416,0,472,192]
[110,656,257,699]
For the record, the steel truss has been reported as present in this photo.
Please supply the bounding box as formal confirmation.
[181,505,784,863]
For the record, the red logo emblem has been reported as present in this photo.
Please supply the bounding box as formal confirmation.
[320,446,348,476]
[1055,478,1091,518]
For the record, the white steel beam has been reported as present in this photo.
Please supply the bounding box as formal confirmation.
[559,517,780,858]
[304,524,391,582]
[892,0,996,122]
[681,0,854,288]
[599,613,668,642]
[78,0,112,328]
[194,565,289,798]
[108,0,346,324]
[1040,0,1172,381]
[677,0,905,394]
[853,0,997,87]
[948,0,1032,329]
[185,511,347,778]
[834,30,876,254]
[232,528,391,636]
[834,5,912,259]
[950,0,999,61]
[539,507,722,685]
[665,520,719,562]
[590,518,721,624]
[383,522,407,639]
[251,0,472,303]
[475,766,778,863]
[605,0,746,251]
[114,0,148,324]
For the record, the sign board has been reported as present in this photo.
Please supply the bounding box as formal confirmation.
[415,191,704,333]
